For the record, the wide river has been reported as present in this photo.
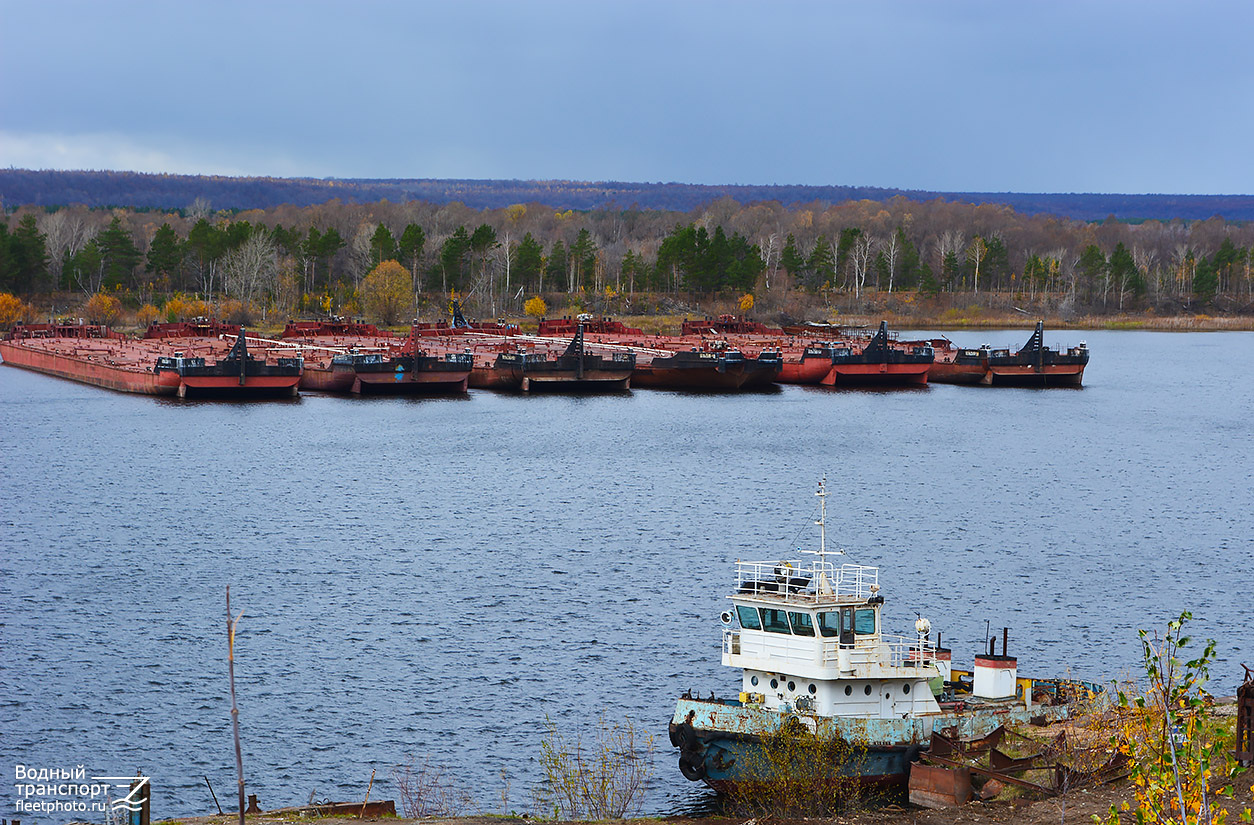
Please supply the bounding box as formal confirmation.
[1,329,1250,820]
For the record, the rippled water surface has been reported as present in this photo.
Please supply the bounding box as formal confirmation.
[2,329,1251,819]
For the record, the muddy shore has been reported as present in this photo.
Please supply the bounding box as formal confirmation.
[151,773,1254,825]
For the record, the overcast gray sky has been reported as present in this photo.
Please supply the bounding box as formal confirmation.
[1,0,1250,195]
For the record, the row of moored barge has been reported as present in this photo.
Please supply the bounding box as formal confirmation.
[0,312,1088,398]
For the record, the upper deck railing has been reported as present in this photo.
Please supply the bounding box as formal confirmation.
[734,560,879,604]
[722,628,937,674]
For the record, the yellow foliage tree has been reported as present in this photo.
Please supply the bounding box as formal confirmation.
[1097,611,1252,825]
[163,297,187,323]
[739,293,755,313]
[218,298,254,325]
[137,303,159,326]
[0,292,30,329]
[506,204,527,223]
[84,293,122,325]
[185,299,210,319]
[524,296,548,318]
[361,260,412,325]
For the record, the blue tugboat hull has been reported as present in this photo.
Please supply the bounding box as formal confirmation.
[669,696,1067,790]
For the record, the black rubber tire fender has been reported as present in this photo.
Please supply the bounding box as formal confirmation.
[679,751,707,781]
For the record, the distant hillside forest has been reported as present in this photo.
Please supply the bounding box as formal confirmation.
[0,192,1251,328]
[4,169,1254,222]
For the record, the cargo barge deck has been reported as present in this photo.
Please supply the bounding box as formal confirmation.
[2,323,302,398]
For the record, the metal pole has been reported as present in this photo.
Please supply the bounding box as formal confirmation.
[205,776,223,815]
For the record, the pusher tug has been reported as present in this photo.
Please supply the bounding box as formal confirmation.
[668,478,1096,793]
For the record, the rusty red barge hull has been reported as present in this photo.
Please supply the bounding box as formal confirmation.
[0,339,180,395]
[631,357,761,390]
[419,323,635,392]
[173,374,301,397]
[280,322,472,395]
[821,362,930,386]
[929,360,990,385]
[298,362,471,395]
[987,364,1085,387]
[985,323,1089,387]
[2,324,303,398]
[777,355,838,385]
[345,365,470,394]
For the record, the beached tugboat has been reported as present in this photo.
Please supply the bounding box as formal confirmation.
[669,479,1096,794]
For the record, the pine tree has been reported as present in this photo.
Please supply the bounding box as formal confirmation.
[941,250,960,290]
[436,226,471,293]
[515,233,544,292]
[146,223,185,287]
[1109,241,1143,306]
[1077,244,1108,304]
[369,224,397,269]
[570,228,597,291]
[807,235,834,290]
[545,240,567,294]
[836,227,862,277]
[919,262,941,297]
[6,215,50,294]
[96,216,141,290]
[726,232,764,293]
[398,224,426,281]
[896,227,921,289]
[1192,256,1218,304]
[780,233,805,278]
[317,227,346,283]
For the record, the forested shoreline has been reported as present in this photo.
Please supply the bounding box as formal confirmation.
[5,169,1254,221]
[1,194,1252,330]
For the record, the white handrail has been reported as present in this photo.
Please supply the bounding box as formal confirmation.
[735,560,879,602]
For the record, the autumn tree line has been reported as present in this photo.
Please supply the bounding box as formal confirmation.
[1,195,1252,327]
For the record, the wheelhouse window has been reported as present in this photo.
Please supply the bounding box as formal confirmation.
[817,611,840,637]
[736,605,761,630]
[787,611,815,636]
[760,608,791,634]
[854,608,876,635]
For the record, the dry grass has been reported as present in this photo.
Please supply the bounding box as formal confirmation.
[723,725,872,818]
[533,715,655,821]
[391,757,475,818]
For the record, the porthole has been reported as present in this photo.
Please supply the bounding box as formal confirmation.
[770,678,779,690]
[787,681,796,692]
[864,685,872,696]
[808,684,817,695]
[903,683,911,694]
[750,675,759,686]
[844,685,852,696]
